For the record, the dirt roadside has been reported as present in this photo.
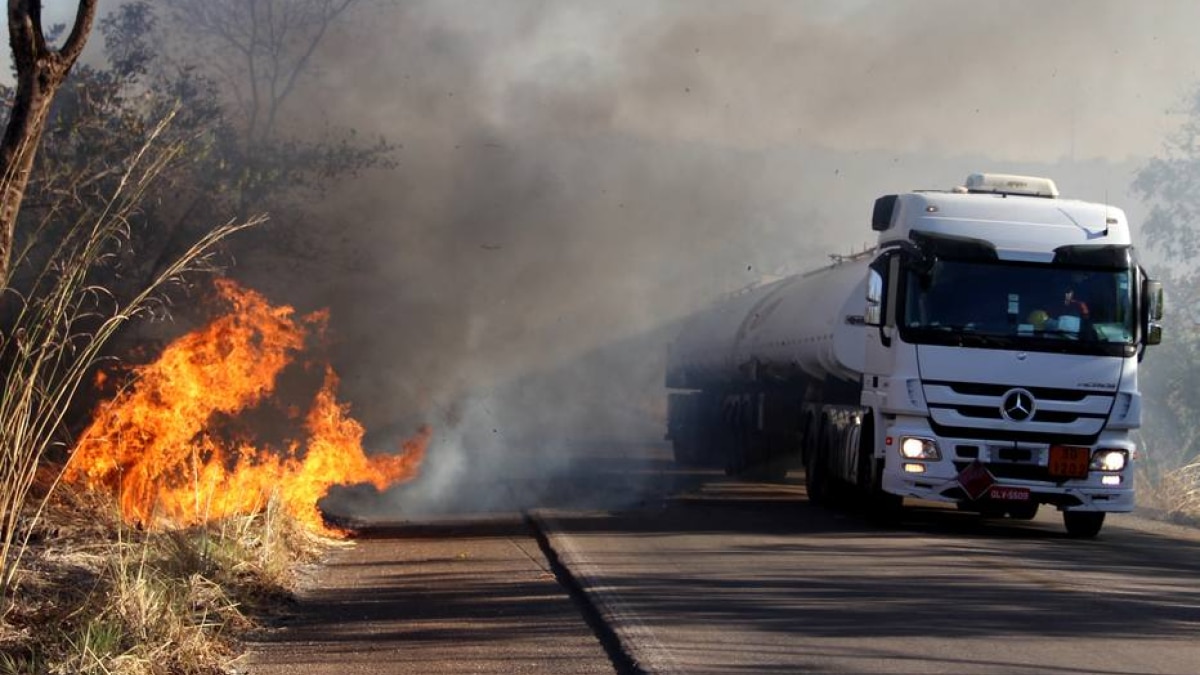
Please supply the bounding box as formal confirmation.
[237,516,614,675]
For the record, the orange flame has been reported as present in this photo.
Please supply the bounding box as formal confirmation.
[64,279,427,536]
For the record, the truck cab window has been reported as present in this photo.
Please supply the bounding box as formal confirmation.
[901,259,1135,355]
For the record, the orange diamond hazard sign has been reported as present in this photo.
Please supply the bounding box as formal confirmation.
[957,461,995,501]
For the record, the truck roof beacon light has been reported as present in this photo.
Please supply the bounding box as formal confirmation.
[963,173,1059,198]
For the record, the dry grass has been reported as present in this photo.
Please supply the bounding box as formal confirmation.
[1138,458,1200,525]
[0,480,332,674]
[0,102,348,674]
[0,107,263,597]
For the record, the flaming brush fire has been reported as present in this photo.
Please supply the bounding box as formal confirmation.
[64,279,428,536]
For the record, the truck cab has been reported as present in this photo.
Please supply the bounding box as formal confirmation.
[861,173,1164,536]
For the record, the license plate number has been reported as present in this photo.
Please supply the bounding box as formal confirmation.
[988,486,1031,501]
[1048,445,1090,479]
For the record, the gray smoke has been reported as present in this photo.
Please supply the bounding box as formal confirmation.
[110,1,1191,516]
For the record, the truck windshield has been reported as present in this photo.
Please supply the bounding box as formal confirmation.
[900,259,1136,356]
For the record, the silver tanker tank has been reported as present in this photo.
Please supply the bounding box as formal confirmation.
[666,252,871,390]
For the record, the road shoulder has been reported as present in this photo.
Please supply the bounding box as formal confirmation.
[238,516,612,675]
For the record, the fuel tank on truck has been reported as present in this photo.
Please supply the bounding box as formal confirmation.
[666,253,871,389]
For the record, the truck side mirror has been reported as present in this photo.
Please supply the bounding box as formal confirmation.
[1143,279,1163,346]
[872,195,898,231]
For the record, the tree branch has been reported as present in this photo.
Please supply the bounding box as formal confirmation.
[61,0,100,64]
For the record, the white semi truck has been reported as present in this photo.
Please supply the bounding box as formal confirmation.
[665,173,1164,537]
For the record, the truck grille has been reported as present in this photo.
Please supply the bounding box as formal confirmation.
[922,379,1114,445]
[938,381,1092,401]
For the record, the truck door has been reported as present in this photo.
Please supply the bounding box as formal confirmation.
[861,253,899,428]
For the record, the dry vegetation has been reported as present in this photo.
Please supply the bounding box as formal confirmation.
[0,110,252,590]
[0,0,396,664]
[0,482,331,674]
[1137,459,1200,525]
[0,108,330,673]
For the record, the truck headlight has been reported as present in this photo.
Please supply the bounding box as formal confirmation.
[899,436,941,460]
[1090,449,1128,472]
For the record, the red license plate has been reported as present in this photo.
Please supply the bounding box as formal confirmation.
[988,486,1031,502]
[1048,445,1090,479]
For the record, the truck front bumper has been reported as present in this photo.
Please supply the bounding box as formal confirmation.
[879,424,1135,513]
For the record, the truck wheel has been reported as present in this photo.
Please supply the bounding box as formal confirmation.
[745,453,788,482]
[1063,511,1105,538]
[804,432,828,505]
[741,431,788,482]
[804,453,825,505]
[694,428,720,468]
[672,437,696,466]
[728,422,750,477]
[864,461,903,525]
[759,453,790,482]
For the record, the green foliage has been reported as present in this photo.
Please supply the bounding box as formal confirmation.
[1138,316,1200,470]
[3,6,232,305]
[0,648,46,675]
[1134,86,1200,276]
[1133,86,1200,475]
[3,0,394,308]
[67,617,127,672]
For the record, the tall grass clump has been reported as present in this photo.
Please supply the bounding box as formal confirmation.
[0,107,262,601]
[1138,456,1200,523]
[0,490,329,674]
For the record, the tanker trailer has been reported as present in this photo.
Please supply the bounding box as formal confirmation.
[665,252,872,478]
[665,173,1165,537]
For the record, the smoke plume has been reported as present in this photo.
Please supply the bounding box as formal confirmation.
[114,0,1194,515]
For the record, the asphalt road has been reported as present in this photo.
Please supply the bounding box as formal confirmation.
[240,517,614,674]
[244,443,1200,674]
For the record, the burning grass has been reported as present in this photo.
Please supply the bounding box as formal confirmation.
[0,275,432,671]
[0,105,429,671]
[63,279,429,536]
[0,276,431,672]
[0,108,263,597]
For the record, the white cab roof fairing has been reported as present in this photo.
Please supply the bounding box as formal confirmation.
[880,192,1131,263]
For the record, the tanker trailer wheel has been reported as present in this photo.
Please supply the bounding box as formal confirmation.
[1063,511,1105,538]
[724,407,749,476]
[742,437,788,482]
[728,402,767,479]
[734,423,766,478]
[757,446,790,483]
[804,422,830,505]
[672,435,697,466]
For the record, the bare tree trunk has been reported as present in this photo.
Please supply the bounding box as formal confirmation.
[0,0,98,286]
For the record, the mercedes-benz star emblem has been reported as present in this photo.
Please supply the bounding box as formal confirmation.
[1000,389,1036,422]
